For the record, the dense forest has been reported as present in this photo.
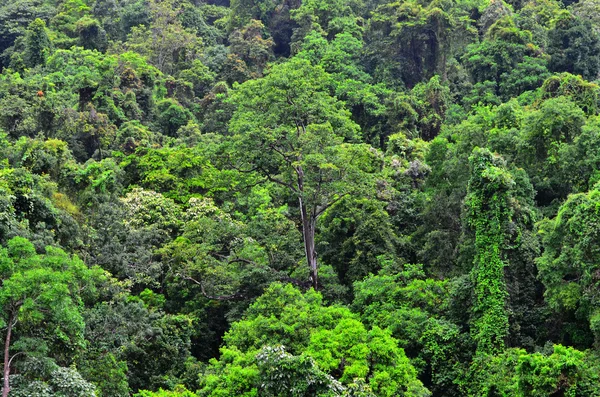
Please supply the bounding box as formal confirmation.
[1,0,600,394]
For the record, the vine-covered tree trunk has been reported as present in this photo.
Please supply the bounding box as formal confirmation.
[467,148,513,355]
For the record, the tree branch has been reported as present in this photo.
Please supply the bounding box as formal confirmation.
[181,275,248,301]
[315,193,349,217]
[7,352,24,368]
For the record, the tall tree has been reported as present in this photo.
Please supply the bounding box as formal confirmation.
[228,58,379,289]
[0,237,103,396]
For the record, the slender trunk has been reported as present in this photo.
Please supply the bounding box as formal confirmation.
[299,197,318,290]
[3,314,13,397]
[296,163,318,290]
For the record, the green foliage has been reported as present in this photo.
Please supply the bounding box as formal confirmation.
[463,16,548,102]
[77,352,129,397]
[467,345,600,396]
[2,0,600,394]
[537,188,600,345]
[229,57,379,288]
[23,18,52,68]
[198,283,429,396]
[540,73,600,115]
[291,0,362,45]
[466,148,513,355]
[76,16,108,52]
[366,0,476,87]
[82,297,195,392]
[225,19,274,83]
[163,196,273,301]
[411,76,451,141]
[547,11,600,80]
[0,236,104,392]
[319,198,401,285]
[0,0,55,68]
[156,99,193,136]
[10,366,98,396]
[123,145,214,202]
[135,385,197,397]
[520,95,587,203]
[256,345,345,397]
[353,261,466,396]
[122,0,201,75]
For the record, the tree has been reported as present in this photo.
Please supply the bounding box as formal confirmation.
[0,237,103,396]
[466,148,513,355]
[366,0,475,87]
[23,18,52,68]
[571,0,600,35]
[156,99,193,136]
[318,198,401,285]
[228,58,379,289]
[198,283,429,396]
[353,262,464,397]
[228,0,280,28]
[290,0,363,46]
[225,19,274,83]
[163,196,274,301]
[0,0,54,69]
[9,366,98,396]
[82,294,195,393]
[463,17,548,102]
[228,0,300,56]
[478,0,512,35]
[411,76,450,141]
[519,96,587,204]
[76,16,108,52]
[547,11,600,80]
[123,145,214,203]
[256,345,345,397]
[537,187,600,346]
[467,345,600,396]
[123,0,199,75]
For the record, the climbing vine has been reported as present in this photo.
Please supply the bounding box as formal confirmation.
[466,148,514,355]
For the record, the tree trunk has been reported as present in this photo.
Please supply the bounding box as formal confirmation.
[306,217,318,291]
[295,162,318,290]
[299,198,318,290]
[3,314,13,397]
